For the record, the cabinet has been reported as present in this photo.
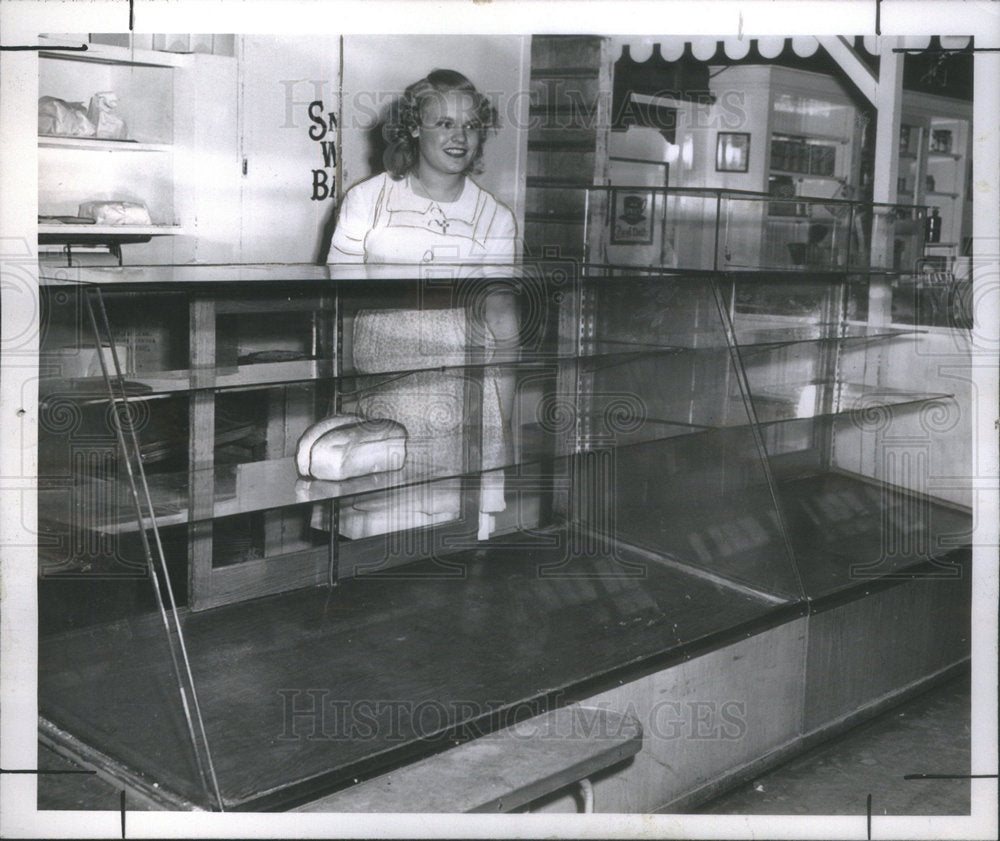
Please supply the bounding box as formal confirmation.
[38,37,184,262]
[37,35,239,265]
[894,92,973,327]
[37,189,971,811]
[761,68,861,271]
[898,92,972,258]
[657,65,863,272]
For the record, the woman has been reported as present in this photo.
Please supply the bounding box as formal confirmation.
[329,69,519,541]
[330,68,517,271]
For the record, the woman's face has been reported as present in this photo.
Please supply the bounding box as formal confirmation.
[412,90,482,178]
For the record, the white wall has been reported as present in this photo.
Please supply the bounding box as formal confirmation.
[339,35,530,241]
[237,35,343,264]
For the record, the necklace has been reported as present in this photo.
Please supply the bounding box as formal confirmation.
[428,203,450,234]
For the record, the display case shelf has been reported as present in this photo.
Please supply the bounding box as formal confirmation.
[38,386,952,535]
[749,382,953,424]
[38,325,920,402]
[38,359,334,400]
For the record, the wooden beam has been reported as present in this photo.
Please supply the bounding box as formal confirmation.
[816,36,877,105]
[869,41,905,323]
[871,42,904,207]
[820,35,905,321]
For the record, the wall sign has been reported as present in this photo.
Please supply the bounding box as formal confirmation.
[308,99,338,200]
[611,189,655,245]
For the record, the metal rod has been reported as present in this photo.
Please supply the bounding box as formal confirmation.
[88,288,226,811]
[708,277,806,600]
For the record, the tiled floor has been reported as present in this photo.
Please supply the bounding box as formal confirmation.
[39,672,972,815]
[699,672,972,815]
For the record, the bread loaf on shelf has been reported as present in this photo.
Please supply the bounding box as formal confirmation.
[78,201,152,226]
[296,414,407,481]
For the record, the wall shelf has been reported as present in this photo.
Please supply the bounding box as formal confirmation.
[768,170,844,181]
[39,225,184,238]
[39,136,173,153]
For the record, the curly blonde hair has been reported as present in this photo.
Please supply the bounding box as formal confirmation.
[382,69,499,179]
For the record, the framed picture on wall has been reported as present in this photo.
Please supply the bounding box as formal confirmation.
[716,132,751,173]
[611,189,655,245]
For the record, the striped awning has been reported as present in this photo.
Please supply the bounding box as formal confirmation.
[612,36,975,102]
[614,36,972,63]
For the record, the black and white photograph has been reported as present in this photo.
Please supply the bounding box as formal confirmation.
[1,1,997,838]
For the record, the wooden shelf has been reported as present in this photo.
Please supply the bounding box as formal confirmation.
[770,130,849,144]
[38,42,186,68]
[39,136,172,152]
[39,40,185,259]
[769,169,842,181]
[38,224,183,237]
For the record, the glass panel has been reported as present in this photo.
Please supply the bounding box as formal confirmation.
[38,392,191,534]
[868,203,926,271]
[39,287,190,394]
[777,458,972,598]
[211,507,327,569]
[580,272,802,600]
[891,265,974,328]
[721,193,854,271]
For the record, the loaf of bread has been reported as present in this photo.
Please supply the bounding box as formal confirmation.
[78,201,152,226]
[87,91,128,140]
[295,414,407,481]
[38,96,95,137]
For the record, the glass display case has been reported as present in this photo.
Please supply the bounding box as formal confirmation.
[36,188,972,811]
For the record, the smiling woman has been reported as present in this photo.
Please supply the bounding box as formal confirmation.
[329,69,516,265]
[328,69,520,541]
